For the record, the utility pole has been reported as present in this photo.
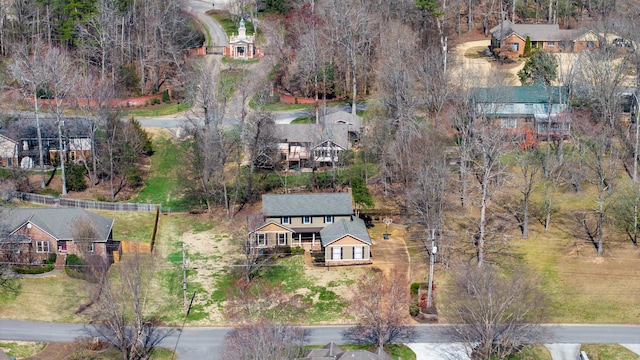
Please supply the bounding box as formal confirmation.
[427,229,437,308]
[182,242,187,315]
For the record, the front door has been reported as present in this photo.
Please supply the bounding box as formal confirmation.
[58,240,67,252]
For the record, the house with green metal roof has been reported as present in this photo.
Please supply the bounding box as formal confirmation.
[0,208,118,266]
[470,83,571,140]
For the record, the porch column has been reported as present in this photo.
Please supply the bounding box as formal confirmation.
[312,233,315,248]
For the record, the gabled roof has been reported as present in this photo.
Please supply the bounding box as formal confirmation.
[0,117,92,141]
[297,342,393,360]
[490,20,580,42]
[320,218,371,247]
[262,193,353,217]
[3,208,114,242]
[471,83,570,104]
[251,220,294,233]
[275,123,351,149]
[322,110,363,133]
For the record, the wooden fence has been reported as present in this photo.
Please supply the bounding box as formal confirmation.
[14,192,161,213]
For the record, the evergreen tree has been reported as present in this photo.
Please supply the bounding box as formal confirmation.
[518,50,558,85]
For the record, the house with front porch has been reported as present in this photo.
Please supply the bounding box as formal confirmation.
[259,192,354,250]
[250,192,372,266]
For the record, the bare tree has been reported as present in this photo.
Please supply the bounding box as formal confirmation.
[0,206,20,296]
[8,41,47,188]
[42,46,77,195]
[470,102,513,266]
[323,0,374,115]
[184,60,237,214]
[234,213,275,284]
[89,253,171,360]
[220,321,308,360]
[342,269,417,349]
[574,119,620,255]
[446,262,547,360]
[515,150,541,239]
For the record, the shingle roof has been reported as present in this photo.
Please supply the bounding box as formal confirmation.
[262,193,353,217]
[275,123,350,149]
[3,208,114,242]
[471,83,569,104]
[320,218,371,247]
[296,342,393,360]
[490,20,579,42]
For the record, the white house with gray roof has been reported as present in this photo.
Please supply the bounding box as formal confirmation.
[253,192,372,265]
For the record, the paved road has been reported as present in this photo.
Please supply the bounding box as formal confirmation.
[4,321,640,359]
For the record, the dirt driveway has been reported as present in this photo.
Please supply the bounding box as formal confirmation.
[451,39,523,86]
[368,223,412,279]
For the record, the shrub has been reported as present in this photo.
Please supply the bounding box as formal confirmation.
[66,254,84,267]
[150,98,161,105]
[162,90,171,103]
[411,282,420,295]
[65,266,98,283]
[410,302,420,317]
[46,253,57,264]
[13,265,55,274]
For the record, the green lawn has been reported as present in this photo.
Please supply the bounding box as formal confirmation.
[220,68,248,100]
[126,103,190,117]
[0,341,46,358]
[341,344,416,360]
[132,136,189,211]
[209,10,257,37]
[581,344,640,360]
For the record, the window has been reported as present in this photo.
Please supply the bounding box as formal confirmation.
[509,42,519,51]
[502,104,514,113]
[354,247,363,260]
[501,119,517,129]
[303,216,311,224]
[282,216,290,225]
[256,233,266,246]
[277,233,287,245]
[525,103,534,114]
[325,215,333,223]
[587,41,595,48]
[88,243,95,253]
[35,241,50,253]
[547,41,555,47]
[332,247,342,260]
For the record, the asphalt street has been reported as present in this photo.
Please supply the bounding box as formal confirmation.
[3,321,640,359]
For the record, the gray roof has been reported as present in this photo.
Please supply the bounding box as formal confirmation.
[322,110,363,133]
[490,20,579,42]
[275,123,351,149]
[262,193,353,217]
[2,208,114,242]
[471,83,570,104]
[320,218,371,247]
[297,342,392,360]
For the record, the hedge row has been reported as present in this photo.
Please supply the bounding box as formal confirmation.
[13,264,55,274]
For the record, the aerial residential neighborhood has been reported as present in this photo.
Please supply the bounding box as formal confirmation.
[1,0,640,359]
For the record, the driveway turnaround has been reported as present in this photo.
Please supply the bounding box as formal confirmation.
[544,344,580,360]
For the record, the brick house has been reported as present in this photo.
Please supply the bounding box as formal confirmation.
[490,20,598,56]
[0,208,118,265]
